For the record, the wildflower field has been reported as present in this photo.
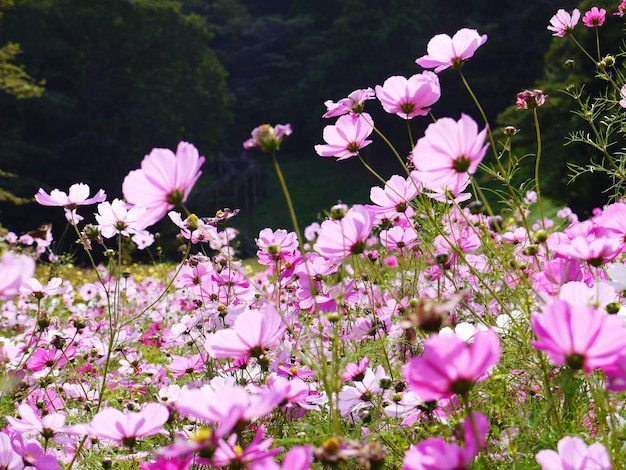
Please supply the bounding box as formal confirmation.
[4,4,626,469]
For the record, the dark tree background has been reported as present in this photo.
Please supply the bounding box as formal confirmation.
[0,0,598,255]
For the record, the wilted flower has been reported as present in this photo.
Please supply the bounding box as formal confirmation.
[243,124,292,153]
[516,89,546,109]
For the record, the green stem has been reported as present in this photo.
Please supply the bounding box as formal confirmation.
[532,108,545,230]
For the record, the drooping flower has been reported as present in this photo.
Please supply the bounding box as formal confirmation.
[122,141,205,228]
[375,72,441,119]
[323,88,375,118]
[411,114,489,193]
[243,124,292,153]
[531,299,626,374]
[535,436,611,470]
[415,28,488,72]
[582,7,606,27]
[402,329,501,401]
[34,183,106,210]
[88,403,169,448]
[516,89,546,109]
[314,113,374,160]
[548,9,581,37]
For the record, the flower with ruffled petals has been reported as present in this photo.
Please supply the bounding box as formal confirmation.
[416,29,487,72]
[375,72,440,119]
[315,113,374,160]
[583,7,606,27]
[548,9,580,37]
[122,141,205,228]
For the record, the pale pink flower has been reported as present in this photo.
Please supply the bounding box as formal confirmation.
[536,436,611,470]
[89,403,169,447]
[314,113,373,160]
[20,277,70,300]
[122,141,205,228]
[34,183,106,210]
[548,9,581,37]
[0,432,22,470]
[95,198,147,238]
[375,72,441,119]
[380,226,419,252]
[416,28,487,72]
[204,304,286,361]
[6,404,69,444]
[411,114,489,192]
[243,124,292,152]
[368,174,420,223]
[552,234,621,266]
[314,205,374,260]
[402,329,500,401]
[0,252,35,300]
[531,300,626,374]
[256,228,299,266]
[583,7,606,27]
[323,88,375,118]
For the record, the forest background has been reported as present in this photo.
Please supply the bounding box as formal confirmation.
[0,0,609,258]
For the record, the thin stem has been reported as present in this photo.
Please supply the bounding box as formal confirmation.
[532,108,545,229]
[357,154,388,185]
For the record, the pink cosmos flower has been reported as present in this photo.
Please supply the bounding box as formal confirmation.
[619,85,626,108]
[616,0,626,17]
[415,28,488,73]
[531,300,626,374]
[402,329,501,401]
[95,198,147,238]
[122,141,205,228]
[411,114,489,192]
[582,7,606,27]
[243,124,292,152]
[535,436,611,470]
[212,427,281,468]
[314,205,374,260]
[323,88,375,118]
[253,445,313,470]
[402,412,489,470]
[369,174,420,223]
[6,404,70,444]
[19,277,71,300]
[139,456,192,470]
[34,183,106,210]
[375,72,441,119]
[314,113,374,160]
[0,432,22,470]
[548,9,581,37]
[88,403,169,448]
[0,252,35,300]
[552,234,621,266]
[256,228,299,266]
[380,226,419,253]
[204,304,286,361]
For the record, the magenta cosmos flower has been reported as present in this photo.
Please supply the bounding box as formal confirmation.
[375,72,441,119]
[314,113,373,160]
[122,141,205,228]
[411,113,489,192]
[617,1,626,17]
[548,8,581,37]
[416,28,487,73]
[89,403,169,448]
[535,436,611,470]
[243,124,292,153]
[314,204,374,260]
[402,329,501,401]
[582,7,606,27]
[531,300,626,374]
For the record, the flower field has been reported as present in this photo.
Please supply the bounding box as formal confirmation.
[2,4,626,469]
